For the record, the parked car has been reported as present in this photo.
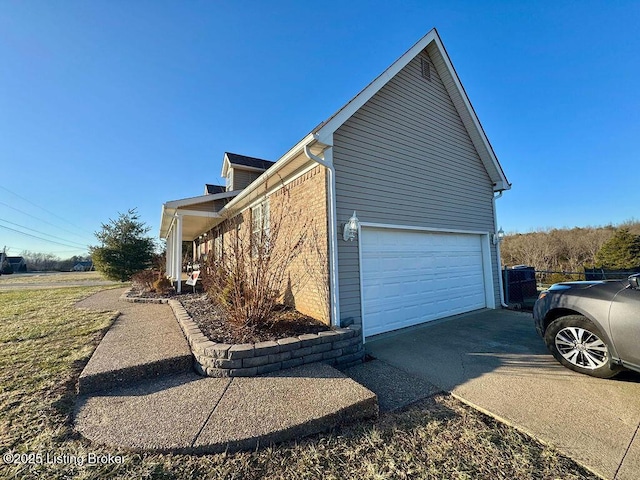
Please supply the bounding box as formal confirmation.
[533,274,640,378]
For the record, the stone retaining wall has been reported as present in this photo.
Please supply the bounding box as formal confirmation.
[168,300,364,377]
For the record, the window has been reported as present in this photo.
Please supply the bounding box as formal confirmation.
[226,170,233,191]
[251,200,270,256]
[214,233,223,261]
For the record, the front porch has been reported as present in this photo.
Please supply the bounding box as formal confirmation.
[160,191,235,292]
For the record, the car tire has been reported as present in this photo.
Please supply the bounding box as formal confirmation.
[544,315,620,378]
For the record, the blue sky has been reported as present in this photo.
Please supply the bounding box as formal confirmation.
[1,1,638,257]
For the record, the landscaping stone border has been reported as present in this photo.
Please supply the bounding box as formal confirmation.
[168,300,365,377]
[120,288,170,304]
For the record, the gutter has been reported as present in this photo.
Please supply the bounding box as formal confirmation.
[221,133,317,216]
[493,190,509,308]
[303,144,341,327]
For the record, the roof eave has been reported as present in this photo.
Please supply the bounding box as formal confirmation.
[219,133,329,216]
[164,190,240,209]
[159,190,241,239]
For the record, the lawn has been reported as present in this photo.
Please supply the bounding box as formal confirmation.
[0,279,598,479]
[0,271,112,286]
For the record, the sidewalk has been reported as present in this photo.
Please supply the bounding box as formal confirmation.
[73,289,378,453]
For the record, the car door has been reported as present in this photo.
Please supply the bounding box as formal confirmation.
[608,284,640,370]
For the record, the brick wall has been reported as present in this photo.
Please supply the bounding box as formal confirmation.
[270,166,330,323]
[205,165,330,324]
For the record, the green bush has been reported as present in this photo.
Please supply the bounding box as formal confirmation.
[594,228,640,269]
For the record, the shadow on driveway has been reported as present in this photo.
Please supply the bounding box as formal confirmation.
[365,308,640,480]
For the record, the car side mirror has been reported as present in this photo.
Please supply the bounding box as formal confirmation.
[628,274,640,290]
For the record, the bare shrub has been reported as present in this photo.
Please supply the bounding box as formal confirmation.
[153,276,173,295]
[131,269,157,292]
[201,182,311,329]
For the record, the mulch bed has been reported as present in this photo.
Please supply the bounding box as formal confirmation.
[130,287,330,344]
[128,285,178,298]
[132,286,330,344]
[179,294,330,344]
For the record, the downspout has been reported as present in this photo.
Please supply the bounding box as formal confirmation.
[493,191,509,307]
[303,144,340,327]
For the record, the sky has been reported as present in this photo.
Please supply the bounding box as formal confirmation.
[1,1,638,257]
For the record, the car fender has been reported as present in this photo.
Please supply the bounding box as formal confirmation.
[543,297,621,362]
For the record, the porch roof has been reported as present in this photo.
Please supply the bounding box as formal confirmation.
[159,190,239,241]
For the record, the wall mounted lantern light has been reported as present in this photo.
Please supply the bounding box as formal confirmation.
[493,227,505,245]
[343,211,360,242]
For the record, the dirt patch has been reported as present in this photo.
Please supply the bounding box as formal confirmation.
[180,294,330,344]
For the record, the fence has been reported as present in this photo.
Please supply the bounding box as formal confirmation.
[584,267,640,280]
[502,265,640,309]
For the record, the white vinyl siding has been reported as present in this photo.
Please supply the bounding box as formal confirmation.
[333,51,499,325]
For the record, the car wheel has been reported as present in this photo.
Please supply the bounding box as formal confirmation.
[544,315,619,378]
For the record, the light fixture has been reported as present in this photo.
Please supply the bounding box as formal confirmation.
[343,211,360,242]
[493,227,505,245]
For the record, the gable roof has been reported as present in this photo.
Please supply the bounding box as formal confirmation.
[222,29,509,218]
[309,28,510,191]
[205,184,226,195]
[161,28,511,240]
[221,152,275,177]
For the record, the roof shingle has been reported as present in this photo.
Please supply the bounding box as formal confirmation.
[225,152,275,171]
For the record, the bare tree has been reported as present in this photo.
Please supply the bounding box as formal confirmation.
[500,222,628,273]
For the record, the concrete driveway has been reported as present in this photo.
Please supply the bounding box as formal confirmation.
[365,309,640,480]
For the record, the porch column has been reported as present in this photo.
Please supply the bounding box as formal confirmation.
[166,228,172,278]
[174,214,183,293]
[171,223,177,280]
[169,226,175,280]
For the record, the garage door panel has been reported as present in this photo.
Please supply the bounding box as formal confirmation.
[362,228,487,337]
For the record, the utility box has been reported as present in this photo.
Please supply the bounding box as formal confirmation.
[502,265,537,307]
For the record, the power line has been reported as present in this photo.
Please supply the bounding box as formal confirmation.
[0,218,88,248]
[0,224,89,250]
[0,200,94,243]
[0,184,95,236]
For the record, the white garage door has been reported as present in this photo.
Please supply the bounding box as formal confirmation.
[361,227,488,337]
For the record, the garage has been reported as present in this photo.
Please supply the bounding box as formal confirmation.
[360,226,492,337]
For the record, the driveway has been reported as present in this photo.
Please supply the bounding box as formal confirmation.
[365,309,640,480]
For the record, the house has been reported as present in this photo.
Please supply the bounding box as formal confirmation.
[73,261,94,272]
[160,28,510,341]
[7,256,27,273]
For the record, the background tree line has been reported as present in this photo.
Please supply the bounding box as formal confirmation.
[500,220,640,276]
[17,251,93,272]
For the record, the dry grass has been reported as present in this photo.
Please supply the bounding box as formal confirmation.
[0,271,117,286]
[0,282,599,479]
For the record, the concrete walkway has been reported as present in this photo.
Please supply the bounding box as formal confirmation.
[76,288,192,393]
[73,289,377,453]
[366,309,640,480]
